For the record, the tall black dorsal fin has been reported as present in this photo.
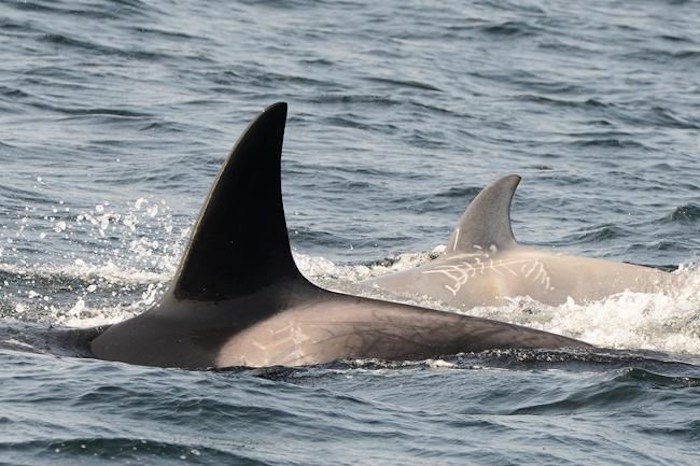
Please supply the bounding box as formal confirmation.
[171,102,308,300]
[445,175,521,253]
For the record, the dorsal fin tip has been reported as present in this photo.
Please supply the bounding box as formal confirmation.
[446,174,521,254]
[169,102,308,301]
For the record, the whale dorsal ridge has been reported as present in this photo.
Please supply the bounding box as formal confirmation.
[170,102,309,300]
[445,175,521,253]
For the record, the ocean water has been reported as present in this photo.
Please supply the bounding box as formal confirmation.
[1,0,699,464]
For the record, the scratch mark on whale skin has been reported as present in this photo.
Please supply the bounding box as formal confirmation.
[422,257,554,296]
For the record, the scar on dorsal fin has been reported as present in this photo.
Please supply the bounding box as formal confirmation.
[445,175,521,253]
[169,102,312,301]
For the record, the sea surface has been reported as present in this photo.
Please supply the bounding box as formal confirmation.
[1,0,699,464]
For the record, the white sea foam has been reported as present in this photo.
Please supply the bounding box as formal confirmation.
[293,245,444,283]
[0,260,169,285]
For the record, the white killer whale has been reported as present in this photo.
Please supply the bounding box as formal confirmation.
[365,175,678,309]
[90,104,590,369]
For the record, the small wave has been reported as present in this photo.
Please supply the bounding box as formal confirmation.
[572,138,648,149]
[254,70,338,90]
[322,115,399,134]
[58,107,151,119]
[387,195,453,215]
[466,347,699,371]
[623,48,700,66]
[307,94,402,107]
[39,33,172,61]
[2,437,232,464]
[435,185,482,199]
[643,106,700,130]
[0,184,56,205]
[514,94,599,108]
[5,0,156,19]
[406,129,448,149]
[508,366,699,416]
[667,204,700,224]
[238,0,326,9]
[246,349,698,378]
[364,76,442,92]
[566,224,629,243]
[621,367,700,387]
[125,26,203,42]
[480,21,539,38]
[0,85,32,99]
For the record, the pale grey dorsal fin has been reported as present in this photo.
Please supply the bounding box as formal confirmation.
[446,175,521,253]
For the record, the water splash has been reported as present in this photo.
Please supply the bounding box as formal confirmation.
[0,196,184,326]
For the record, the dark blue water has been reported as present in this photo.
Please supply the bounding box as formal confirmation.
[1,0,699,464]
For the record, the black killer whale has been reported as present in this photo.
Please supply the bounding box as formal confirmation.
[89,103,591,369]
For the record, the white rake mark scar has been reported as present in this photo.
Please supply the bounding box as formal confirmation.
[249,321,311,363]
[521,260,552,290]
[422,257,554,296]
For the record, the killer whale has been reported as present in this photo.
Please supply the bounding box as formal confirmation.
[365,175,678,309]
[90,103,590,369]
